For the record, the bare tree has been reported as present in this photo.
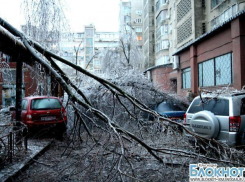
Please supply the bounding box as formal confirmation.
[102,28,143,78]
[22,0,68,51]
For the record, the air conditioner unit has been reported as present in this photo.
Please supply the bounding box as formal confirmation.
[172,55,179,69]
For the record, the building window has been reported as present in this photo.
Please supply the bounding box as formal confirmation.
[135,19,142,23]
[85,29,94,37]
[125,25,131,31]
[94,60,101,65]
[198,59,214,87]
[156,40,169,52]
[202,23,206,34]
[85,48,93,55]
[156,0,168,12]
[86,38,93,47]
[0,52,11,63]
[136,10,142,15]
[198,53,233,87]
[124,6,131,15]
[2,85,16,107]
[156,10,168,26]
[155,56,170,66]
[135,27,143,32]
[137,36,143,41]
[182,67,191,89]
[156,24,168,39]
[210,5,235,29]
[211,0,223,9]
[124,15,131,23]
[202,0,206,8]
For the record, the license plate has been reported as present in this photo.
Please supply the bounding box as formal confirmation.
[41,116,56,121]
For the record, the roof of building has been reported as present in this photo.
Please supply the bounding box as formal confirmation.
[143,63,172,73]
[172,10,245,56]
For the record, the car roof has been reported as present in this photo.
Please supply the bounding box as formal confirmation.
[194,92,245,99]
[23,96,60,100]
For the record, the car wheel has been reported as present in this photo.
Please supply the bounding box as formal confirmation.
[190,111,220,139]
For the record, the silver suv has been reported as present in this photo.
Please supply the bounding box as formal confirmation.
[183,93,245,146]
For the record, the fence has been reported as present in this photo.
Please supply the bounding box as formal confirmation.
[0,124,28,166]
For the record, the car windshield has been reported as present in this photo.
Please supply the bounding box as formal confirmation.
[156,102,183,113]
[188,98,229,116]
[31,98,61,110]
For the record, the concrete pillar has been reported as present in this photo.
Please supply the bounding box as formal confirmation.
[190,45,198,94]
[231,16,245,89]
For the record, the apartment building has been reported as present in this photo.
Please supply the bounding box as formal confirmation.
[119,0,144,49]
[59,25,119,75]
[144,0,175,90]
[143,0,155,69]
[119,0,131,33]
[131,0,144,44]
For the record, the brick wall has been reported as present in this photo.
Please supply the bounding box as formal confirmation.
[175,15,245,96]
[150,64,173,91]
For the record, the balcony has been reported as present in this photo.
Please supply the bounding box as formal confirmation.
[156,0,168,12]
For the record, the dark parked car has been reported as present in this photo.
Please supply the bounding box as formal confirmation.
[154,101,186,122]
[12,96,67,133]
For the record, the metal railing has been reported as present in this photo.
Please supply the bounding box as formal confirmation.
[0,123,28,166]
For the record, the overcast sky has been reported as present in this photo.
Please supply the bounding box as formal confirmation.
[0,0,120,32]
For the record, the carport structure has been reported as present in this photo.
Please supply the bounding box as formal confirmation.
[0,23,62,120]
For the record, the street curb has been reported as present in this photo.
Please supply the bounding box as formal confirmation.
[2,140,53,182]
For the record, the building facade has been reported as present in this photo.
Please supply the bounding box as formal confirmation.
[173,10,245,97]
[119,0,144,58]
[143,0,155,68]
[59,25,119,75]
[142,0,245,95]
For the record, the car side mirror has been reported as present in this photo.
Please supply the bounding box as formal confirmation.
[9,106,16,111]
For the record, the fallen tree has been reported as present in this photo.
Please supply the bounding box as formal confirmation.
[1,17,245,181]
